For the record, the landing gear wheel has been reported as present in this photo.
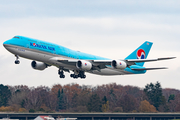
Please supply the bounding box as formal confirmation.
[60,75,65,78]
[58,70,65,78]
[73,75,78,79]
[70,74,74,78]
[15,60,20,64]
[70,71,86,79]
[80,75,86,79]
[82,75,86,79]
[79,71,86,79]
[70,74,78,79]
[14,55,20,64]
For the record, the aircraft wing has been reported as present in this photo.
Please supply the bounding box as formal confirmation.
[51,57,175,71]
[57,59,111,70]
[50,57,111,71]
[92,57,176,67]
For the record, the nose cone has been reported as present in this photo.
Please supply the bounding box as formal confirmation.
[3,40,9,48]
[3,38,14,49]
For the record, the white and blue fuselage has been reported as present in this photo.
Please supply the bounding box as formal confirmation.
[3,36,174,79]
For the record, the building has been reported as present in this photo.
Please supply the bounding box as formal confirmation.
[0,113,180,120]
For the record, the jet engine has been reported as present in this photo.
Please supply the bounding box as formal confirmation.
[31,61,47,70]
[111,60,127,69]
[76,60,92,70]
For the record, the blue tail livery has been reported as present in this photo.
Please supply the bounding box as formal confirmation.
[125,41,153,66]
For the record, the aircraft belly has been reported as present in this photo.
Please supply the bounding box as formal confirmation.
[5,45,54,63]
[6,45,77,70]
[5,46,36,60]
[90,68,126,75]
[5,45,20,56]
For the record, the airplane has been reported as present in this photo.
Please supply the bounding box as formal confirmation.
[3,36,175,79]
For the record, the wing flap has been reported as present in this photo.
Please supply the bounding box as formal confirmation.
[49,57,78,66]
[92,60,112,65]
[57,59,78,66]
[57,59,78,63]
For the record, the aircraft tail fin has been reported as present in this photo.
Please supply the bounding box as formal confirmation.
[125,41,153,66]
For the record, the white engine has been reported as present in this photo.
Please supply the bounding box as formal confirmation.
[76,60,92,71]
[31,61,47,70]
[111,60,127,69]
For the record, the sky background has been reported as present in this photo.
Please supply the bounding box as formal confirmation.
[0,0,180,89]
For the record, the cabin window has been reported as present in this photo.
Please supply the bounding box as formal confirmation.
[13,36,20,39]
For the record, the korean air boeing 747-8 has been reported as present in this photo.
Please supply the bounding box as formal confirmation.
[3,36,175,79]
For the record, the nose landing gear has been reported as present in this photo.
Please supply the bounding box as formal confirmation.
[15,55,20,64]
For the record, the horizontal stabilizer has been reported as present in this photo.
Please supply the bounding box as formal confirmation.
[131,67,168,71]
[126,57,176,62]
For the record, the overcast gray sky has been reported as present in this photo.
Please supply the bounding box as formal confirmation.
[0,0,180,89]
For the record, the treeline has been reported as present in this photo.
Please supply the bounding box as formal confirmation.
[0,82,179,113]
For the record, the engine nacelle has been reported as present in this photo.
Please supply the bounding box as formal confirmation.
[76,60,92,71]
[31,61,47,70]
[111,60,127,69]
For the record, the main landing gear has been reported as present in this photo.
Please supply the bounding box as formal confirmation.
[15,55,20,64]
[70,71,86,79]
[58,69,86,79]
[58,70,65,78]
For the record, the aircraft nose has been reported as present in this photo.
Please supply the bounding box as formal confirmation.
[3,39,12,48]
[3,41,9,48]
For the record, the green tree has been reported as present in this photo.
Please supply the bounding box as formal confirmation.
[158,96,169,112]
[0,84,11,107]
[57,89,66,111]
[109,88,117,109]
[87,94,102,112]
[29,109,35,113]
[71,92,78,108]
[168,94,175,103]
[144,82,165,110]
[102,96,107,104]
[102,96,109,112]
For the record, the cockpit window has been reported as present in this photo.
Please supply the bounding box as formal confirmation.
[13,36,20,39]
